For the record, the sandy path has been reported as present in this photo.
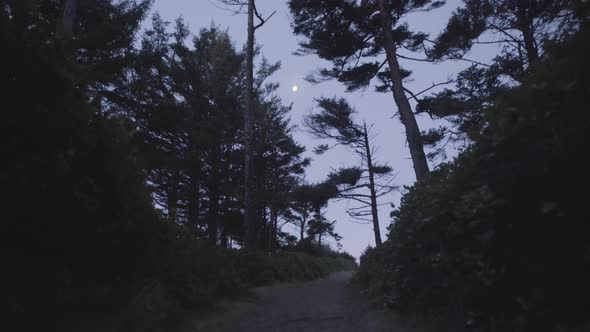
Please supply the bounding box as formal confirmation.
[185,271,383,332]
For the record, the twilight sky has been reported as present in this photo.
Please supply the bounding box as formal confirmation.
[149,0,492,259]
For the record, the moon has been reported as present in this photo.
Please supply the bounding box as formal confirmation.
[291,85,299,92]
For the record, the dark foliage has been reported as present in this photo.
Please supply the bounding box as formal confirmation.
[359,24,590,331]
[1,1,352,330]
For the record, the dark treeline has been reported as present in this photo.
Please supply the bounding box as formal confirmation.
[125,14,311,250]
[2,1,354,331]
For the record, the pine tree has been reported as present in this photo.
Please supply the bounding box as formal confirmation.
[416,0,584,158]
[306,97,396,245]
[288,0,445,181]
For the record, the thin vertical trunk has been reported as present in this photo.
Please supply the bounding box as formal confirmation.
[363,123,382,246]
[207,194,219,245]
[377,0,429,181]
[243,0,256,248]
[300,217,306,242]
[272,210,278,251]
[167,171,179,223]
[220,223,229,248]
[208,154,221,244]
[260,205,268,250]
[516,0,539,65]
[60,0,78,39]
[267,208,276,252]
[187,157,200,231]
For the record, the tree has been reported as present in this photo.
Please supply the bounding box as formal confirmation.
[287,184,316,241]
[374,0,431,181]
[254,90,310,250]
[307,213,341,248]
[218,0,276,248]
[288,0,446,181]
[60,0,152,108]
[359,22,590,330]
[3,3,164,328]
[60,0,78,39]
[118,14,309,250]
[429,0,582,74]
[3,1,354,328]
[416,0,585,159]
[306,97,396,245]
[116,17,246,241]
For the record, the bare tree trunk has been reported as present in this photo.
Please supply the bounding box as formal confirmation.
[208,154,221,244]
[243,0,256,248]
[516,0,539,65]
[363,123,383,245]
[267,207,277,252]
[377,0,429,181]
[60,0,78,39]
[167,171,179,223]
[207,193,219,245]
[260,205,268,251]
[187,142,201,232]
[272,210,278,251]
[188,170,201,231]
[220,224,229,248]
[300,217,306,242]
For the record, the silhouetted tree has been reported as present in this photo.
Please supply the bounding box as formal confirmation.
[289,0,446,181]
[218,0,276,248]
[306,97,396,245]
[416,0,586,159]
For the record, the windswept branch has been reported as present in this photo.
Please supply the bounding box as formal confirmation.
[253,2,276,30]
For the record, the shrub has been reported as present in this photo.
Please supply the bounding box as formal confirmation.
[359,25,590,332]
[112,232,356,331]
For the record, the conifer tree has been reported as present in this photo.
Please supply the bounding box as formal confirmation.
[289,0,445,181]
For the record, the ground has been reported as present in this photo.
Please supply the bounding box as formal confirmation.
[180,271,443,332]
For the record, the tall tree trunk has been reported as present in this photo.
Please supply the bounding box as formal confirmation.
[516,0,539,65]
[377,0,429,181]
[272,209,278,251]
[220,224,229,248]
[259,205,268,250]
[207,193,219,245]
[167,170,179,223]
[208,154,221,244]
[363,123,382,245]
[187,180,200,230]
[300,217,306,242]
[187,156,201,231]
[60,0,78,39]
[243,0,256,248]
[207,209,218,244]
[267,207,276,252]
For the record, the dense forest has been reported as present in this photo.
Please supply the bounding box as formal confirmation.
[3,0,589,331]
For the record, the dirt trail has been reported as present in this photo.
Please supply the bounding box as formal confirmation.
[183,271,405,332]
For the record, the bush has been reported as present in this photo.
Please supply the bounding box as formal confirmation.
[359,25,590,332]
[106,229,356,331]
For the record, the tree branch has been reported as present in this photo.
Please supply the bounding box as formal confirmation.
[253,2,276,31]
[406,80,455,101]
[397,53,434,62]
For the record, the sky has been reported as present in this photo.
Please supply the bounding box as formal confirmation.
[148,0,491,259]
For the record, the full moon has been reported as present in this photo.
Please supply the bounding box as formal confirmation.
[291,85,299,92]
